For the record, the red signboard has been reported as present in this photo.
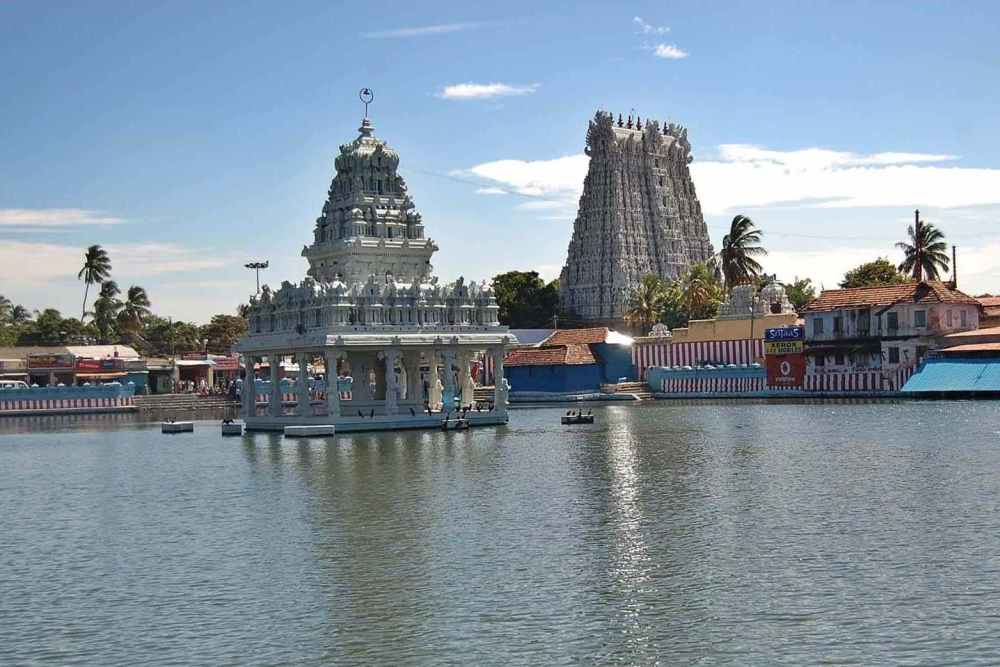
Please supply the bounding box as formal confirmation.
[75,358,122,372]
[213,356,240,371]
[766,353,805,388]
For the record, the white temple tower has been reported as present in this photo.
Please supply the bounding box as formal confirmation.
[559,111,715,324]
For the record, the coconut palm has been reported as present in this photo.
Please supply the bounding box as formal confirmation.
[91,280,122,343]
[676,262,724,321]
[718,215,767,290]
[78,244,112,320]
[9,304,31,324]
[118,285,151,334]
[896,215,949,281]
[625,275,667,331]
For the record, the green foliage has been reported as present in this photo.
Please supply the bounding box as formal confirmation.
[784,277,817,312]
[625,275,669,330]
[78,244,112,320]
[200,314,248,354]
[492,270,560,328]
[839,258,909,288]
[896,220,950,281]
[140,316,202,357]
[625,263,724,331]
[719,215,767,289]
[91,280,122,344]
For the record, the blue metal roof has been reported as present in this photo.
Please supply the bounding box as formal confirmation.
[902,358,1000,393]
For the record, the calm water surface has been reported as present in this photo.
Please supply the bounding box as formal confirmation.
[2,401,1000,665]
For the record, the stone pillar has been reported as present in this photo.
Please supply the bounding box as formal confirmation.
[492,346,507,415]
[441,348,457,413]
[428,352,442,411]
[459,352,475,407]
[325,350,340,419]
[405,352,422,403]
[242,353,255,418]
[296,352,311,417]
[269,353,282,417]
[384,348,399,415]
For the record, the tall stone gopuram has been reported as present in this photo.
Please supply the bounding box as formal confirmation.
[559,111,715,324]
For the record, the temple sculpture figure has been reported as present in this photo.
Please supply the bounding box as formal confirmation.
[236,105,514,432]
[559,111,715,324]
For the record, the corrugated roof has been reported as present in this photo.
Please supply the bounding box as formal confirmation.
[505,344,596,367]
[508,329,557,346]
[903,358,1000,393]
[977,296,1000,308]
[804,281,979,313]
[65,345,140,359]
[0,346,71,360]
[944,325,1000,339]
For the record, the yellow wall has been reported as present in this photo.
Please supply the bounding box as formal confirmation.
[670,313,799,343]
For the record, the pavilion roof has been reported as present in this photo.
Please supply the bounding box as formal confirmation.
[504,344,596,367]
[803,281,979,313]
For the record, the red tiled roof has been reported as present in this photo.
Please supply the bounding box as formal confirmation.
[977,296,1000,307]
[504,344,596,367]
[543,327,610,346]
[940,343,1000,354]
[944,325,1000,339]
[803,281,980,313]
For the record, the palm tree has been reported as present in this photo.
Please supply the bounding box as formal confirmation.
[91,280,122,343]
[718,214,767,290]
[676,262,724,321]
[118,285,151,334]
[896,211,949,281]
[9,304,31,324]
[78,245,112,320]
[625,275,667,331]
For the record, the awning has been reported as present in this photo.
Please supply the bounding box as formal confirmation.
[174,359,216,367]
[75,372,128,380]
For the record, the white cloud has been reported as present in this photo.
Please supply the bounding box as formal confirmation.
[633,16,670,35]
[475,187,508,195]
[462,154,588,198]
[0,240,232,288]
[438,82,539,100]
[652,44,689,60]
[693,146,1000,214]
[362,22,479,39]
[0,208,124,228]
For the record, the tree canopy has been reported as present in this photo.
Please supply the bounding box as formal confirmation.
[839,258,909,288]
[896,218,950,281]
[784,277,817,312]
[491,271,560,328]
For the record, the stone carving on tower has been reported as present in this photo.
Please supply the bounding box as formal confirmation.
[559,111,715,323]
[302,116,437,285]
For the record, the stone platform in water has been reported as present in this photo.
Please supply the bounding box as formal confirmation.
[162,421,194,433]
[221,422,244,436]
[284,425,336,437]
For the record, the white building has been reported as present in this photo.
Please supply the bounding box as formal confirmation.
[236,110,515,431]
[803,281,980,374]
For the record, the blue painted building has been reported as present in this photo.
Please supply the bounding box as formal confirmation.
[503,327,635,394]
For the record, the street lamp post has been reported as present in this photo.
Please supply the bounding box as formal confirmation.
[245,261,269,294]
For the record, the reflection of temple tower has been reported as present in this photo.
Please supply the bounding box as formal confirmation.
[559,111,715,324]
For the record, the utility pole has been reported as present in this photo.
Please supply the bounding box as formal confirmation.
[952,245,958,288]
[913,209,923,282]
[245,261,269,293]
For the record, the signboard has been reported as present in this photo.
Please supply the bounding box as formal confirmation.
[765,326,804,342]
[27,354,74,369]
[181,353,208,361]
[766,353,805,388]
[765,340,804,355]
[75,358,122,372]
[212,356,240,371]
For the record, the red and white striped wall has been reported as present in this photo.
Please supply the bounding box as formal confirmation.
[634,339,764,380]
[0,395,135,413]
[659,374,766,394]
[803,371,883,392]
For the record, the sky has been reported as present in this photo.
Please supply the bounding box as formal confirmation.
[2,0,1000,323]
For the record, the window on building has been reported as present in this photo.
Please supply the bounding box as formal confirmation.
[813,317,825,334]
[914,310,927,328]
[833,316,843,334]
[886,311,899,331]
[961,309,968,328]
[946,310,953,327]
[835,353,845,365]
[916,345,928,361]
[815,355,826,367]
[888,346,900,364]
